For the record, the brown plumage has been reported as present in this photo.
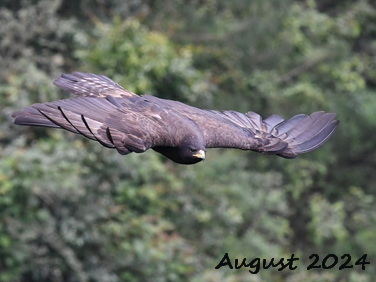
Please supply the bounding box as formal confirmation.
[12,72,339,164]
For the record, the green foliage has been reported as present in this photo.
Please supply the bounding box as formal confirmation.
[0,0,74,80]
[1,0,376,281]
[75,18,214,105]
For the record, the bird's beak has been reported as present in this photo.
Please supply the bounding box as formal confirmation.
[192,149,206,160]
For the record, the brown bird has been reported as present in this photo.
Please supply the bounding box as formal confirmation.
[13,72,339,164]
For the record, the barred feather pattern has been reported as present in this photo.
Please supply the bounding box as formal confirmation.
[53,72,138,98]
[243,111,339,158]
[12,72,339,162]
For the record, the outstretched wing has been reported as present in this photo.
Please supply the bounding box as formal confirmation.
[13,96,183,155]
[13,72,339,159]
[13,73,194,155]
[146,97,337,158]
[195,110,339,158]
[135,96,339,158]
[53,72,138,98]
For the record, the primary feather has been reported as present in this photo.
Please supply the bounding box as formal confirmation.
[12,72,339,164]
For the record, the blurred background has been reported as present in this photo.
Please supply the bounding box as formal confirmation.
[1,0,376,281]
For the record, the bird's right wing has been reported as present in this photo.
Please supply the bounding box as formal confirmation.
[12,96,182,155]
[13,72,192,155]
[53,72,138,98]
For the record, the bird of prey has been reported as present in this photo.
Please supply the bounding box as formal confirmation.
[13,72,339,165]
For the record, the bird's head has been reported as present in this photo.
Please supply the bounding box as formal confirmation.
[177,138,206,164]
[183,146,206,164]
[152,138,206,165]
[166,140,205,164]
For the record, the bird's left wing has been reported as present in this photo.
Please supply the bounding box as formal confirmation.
[173,106,339,158]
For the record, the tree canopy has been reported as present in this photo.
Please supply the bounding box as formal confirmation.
[1,0,375,281]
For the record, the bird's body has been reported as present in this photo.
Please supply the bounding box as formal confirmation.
[13,72,339,164]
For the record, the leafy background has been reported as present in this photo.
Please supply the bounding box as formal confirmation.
[1,0,376,281]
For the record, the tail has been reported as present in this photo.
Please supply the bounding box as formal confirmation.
[246,111,339,158]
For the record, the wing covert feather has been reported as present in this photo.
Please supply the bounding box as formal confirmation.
[13,96,189,155]
[13,72,339,160]
[166,104,339,158]
[53,72,138,98]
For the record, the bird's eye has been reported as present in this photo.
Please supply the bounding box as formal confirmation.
[190,148,196,152]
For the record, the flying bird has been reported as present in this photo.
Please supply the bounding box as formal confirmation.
[13,72,339,165]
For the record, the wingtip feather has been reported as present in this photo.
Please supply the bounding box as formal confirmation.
[275,112,339,157]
